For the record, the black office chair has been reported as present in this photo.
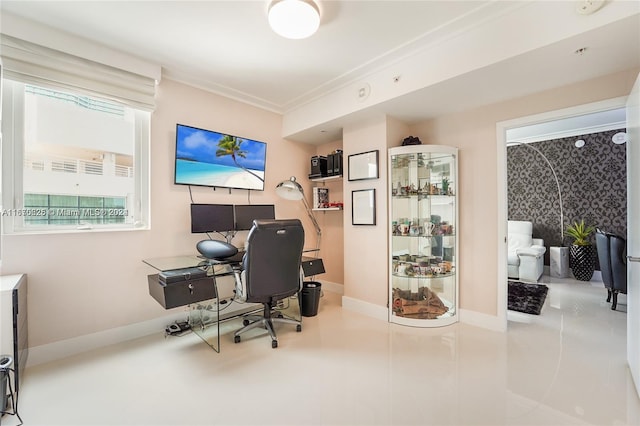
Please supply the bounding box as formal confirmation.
[596,229,627,310]
[233,219,305,348]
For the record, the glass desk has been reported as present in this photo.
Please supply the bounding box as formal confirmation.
[143,254,323,352]
[143,255,250,353]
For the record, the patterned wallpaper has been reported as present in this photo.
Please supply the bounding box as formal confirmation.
[507,129,627,266]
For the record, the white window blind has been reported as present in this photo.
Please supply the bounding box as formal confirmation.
[0,34,156,111]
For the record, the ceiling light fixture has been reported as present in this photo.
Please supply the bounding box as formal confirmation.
[612,132,628,145]
[575,0,604,15]
[268,0,320,39]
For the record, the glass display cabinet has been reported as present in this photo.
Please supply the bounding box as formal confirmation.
[388,145,458,327]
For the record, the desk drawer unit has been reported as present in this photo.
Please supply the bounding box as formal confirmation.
[148,274,216,309]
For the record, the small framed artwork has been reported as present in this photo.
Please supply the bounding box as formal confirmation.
[352,189,376,225]
[348,150,379,181]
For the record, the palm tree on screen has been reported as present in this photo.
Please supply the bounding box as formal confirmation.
[215,134,264,182]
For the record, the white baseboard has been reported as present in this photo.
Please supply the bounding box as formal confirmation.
[27,284,344,367]
[26,300,259,367]
[27,309,189,367]
[460,308,506,332]
[341,296,505,332]
[28,283,506,367]
[317,279,343,295]
[341,296,388,321]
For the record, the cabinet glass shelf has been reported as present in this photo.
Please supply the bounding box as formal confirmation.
[388,145,459,327]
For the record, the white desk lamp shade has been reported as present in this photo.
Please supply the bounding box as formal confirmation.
[275,176,304,200]
[275,176,322,253]
[268,0,320,39]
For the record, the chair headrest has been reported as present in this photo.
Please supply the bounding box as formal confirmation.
[251,218,303,230]
[508,220,533,234]
[196,239,238,260]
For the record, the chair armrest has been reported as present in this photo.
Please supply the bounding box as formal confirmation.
[532,238,544,247]
[516,246,545,257]
[531,244,546,253]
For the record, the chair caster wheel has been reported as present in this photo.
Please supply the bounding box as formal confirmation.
[243,319,250,326]
[272,340,278,348]
[234,335,241,343]
[296,324,302,332]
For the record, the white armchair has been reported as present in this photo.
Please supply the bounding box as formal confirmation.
[508,220,546,282]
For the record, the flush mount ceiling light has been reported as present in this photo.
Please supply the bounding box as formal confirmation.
[612,131,628,145]
[268,0,320,39]
[575,0,604,15]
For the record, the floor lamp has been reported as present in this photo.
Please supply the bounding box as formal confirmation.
[275,176,321,256]
[507,141,568,277]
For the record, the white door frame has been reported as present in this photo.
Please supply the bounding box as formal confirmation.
[495,96,629,328]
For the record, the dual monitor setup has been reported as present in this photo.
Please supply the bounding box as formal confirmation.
[190,203,275,234]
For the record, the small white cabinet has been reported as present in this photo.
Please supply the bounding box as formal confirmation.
[1,274,28,391]
[388,145,458,327]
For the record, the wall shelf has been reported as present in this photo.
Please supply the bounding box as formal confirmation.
[310,175,342,183]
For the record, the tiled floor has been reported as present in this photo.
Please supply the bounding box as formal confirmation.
[3,276,639,426]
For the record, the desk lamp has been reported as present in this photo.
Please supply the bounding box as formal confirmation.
[275,176,321,255]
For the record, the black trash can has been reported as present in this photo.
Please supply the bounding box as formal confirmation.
[301,281,322,317]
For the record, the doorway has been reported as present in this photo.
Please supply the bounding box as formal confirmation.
[496,96,629,326]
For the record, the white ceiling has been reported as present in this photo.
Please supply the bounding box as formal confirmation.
[1,0,639,144]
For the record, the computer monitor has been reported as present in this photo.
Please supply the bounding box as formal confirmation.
[190,204,235,233]
[234,204,275,231]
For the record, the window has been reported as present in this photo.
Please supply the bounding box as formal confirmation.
[1,80,150,233]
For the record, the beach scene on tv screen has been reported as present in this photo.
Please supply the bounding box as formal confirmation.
[175,126,266,190]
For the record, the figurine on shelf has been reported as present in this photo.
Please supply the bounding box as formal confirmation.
[391,286,448,319]
[423,222,435,236]
[442,177,449,195]
[404,264,416,277]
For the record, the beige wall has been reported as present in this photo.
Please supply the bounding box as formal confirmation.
[338,67,638,318]
[0,78,316,347]
[342,116,409,307]
[3,67,637,349]
[410,67,639,316]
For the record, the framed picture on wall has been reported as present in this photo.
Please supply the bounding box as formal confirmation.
[348,150,379,181]
[352,189,376,225]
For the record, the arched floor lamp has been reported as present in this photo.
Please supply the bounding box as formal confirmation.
[507,142,564,243]
[507,141,568,277]
[275,176,321,256]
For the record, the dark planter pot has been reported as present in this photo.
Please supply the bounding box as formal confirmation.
[569,244,596,281]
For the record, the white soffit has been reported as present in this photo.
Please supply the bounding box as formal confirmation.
[506,108,626,144]
[282,0,640,143]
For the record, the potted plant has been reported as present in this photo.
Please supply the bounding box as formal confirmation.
[565,219,596,281]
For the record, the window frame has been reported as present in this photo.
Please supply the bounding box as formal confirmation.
[1,79,150,234]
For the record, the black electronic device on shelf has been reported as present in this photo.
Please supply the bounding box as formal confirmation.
[327,150,343,176]
[309,155,328,178]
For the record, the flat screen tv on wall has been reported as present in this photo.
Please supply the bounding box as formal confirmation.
[175,124,267,191]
